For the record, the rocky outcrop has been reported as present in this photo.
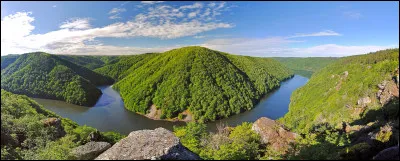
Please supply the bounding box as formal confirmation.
[71,142,111,160]
[377,80,399,105]
[251,117,297,153]
[87,130,102,142]
[95,128,200,160]
[42,118,66,138]
[373,146,399,160]
[357,97,372,108]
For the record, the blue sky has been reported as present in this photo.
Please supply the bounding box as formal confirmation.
[1,1,398,57]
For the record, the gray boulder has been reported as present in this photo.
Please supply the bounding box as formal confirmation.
[95,128,200,160]
[71,141,111,160]
[373,146,399,160]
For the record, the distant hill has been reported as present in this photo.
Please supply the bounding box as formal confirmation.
[111,46,293,122]
[58,55,121,70]
[1,52,114,106]
[273,57,338,78]
[1,54,20,70]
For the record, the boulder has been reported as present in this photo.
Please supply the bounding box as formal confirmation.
[251,117,297,153]
[377,80,399,105]
[42,118,66,138]
[71,141,111,160]
[95,128,200,160]
[357,97,371,108]
[373,146,399,160]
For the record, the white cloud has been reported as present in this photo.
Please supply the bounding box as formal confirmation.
[343,11,362,19]
[59,18,91,30]
[141,1,164,5]
[179,2,203,10]
[194,35,206,39]
[1,2,233,55]
[52,5,57,8]
[201,37,397,57]
[109,8,126,14]
[288,30,342,38]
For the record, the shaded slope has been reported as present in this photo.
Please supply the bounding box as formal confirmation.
[273,57,338,78]
[113,46,293,122]
[280,49,399,133]
[1,54,20,70]
[58,55,120,70]
[1,52,114,106]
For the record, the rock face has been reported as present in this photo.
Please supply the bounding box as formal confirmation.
[357,97,372,108]
[42,118,66,138]
[377,80,399,105]
[95,128,200,160]
[251,117,297,153]
[373,146,399,160]
[71,142,111,160]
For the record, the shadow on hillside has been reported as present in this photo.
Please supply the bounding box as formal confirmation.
[282,99,399,160]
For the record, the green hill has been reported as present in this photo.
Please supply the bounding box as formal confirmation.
[1,54,20,70]
[112,46,293,122]
[1,52,114,106]
[273,57,338,78]
[94,53,160,81]
[58,55,120,70]
[1,89,124,160]
[280,49,399,133]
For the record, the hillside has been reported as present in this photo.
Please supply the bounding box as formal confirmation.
[94,53,160,81]
[112,46,293,122]
[279,49,399,159]
[1,89,124,160]
[1,52,114,106]
[58,55,120,70]
[273,57,338,78]
[1,54,20,70]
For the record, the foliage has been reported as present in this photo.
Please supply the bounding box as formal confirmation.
[273,57,338,78]
[58,55,120,70]
[280,48,399,134]
[1,54,20,70]
[0,90,124,160]
[1,52,114,106]
[174,122,262,160]
[113,46,292,122]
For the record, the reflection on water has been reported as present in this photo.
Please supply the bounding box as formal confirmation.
[34,75,308,135]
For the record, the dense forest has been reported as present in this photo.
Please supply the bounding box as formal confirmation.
[1,89,124,160]
[273,57,338,78]
[1,52,114,106]
[112,46,293,122]
[58,55,120,70]
[170,48,399,160]
[279,48,399,159]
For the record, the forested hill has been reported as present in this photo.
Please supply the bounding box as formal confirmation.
[273,57,338,78]
[58,55,120,70]
[278,49,399,159]
[112,46,293,122]
[1,52,114,106]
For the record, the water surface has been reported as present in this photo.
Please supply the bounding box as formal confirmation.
[34,75,308,134]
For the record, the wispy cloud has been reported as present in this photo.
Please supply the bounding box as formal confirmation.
[108,7,126,19]
[59,18,91,29]
[288,30,342,38]
[343,11,362,19]
[194,35,206,39]
[52,5,57,8]
[1,2,234,55]
[141,1,164,5]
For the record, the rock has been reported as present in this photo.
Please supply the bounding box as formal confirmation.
[71,141,111,160]
[42,118,66,138]
[344,71,349,77]
[95,128,200,160]
[357,97,371,108]
[377,80,399,105]
[373,146,399,160]
[251,117,297,154]
[87,130,102,142]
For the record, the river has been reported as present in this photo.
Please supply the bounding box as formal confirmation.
[33,75,308,135]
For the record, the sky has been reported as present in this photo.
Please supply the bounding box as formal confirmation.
[1,1,399,57]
